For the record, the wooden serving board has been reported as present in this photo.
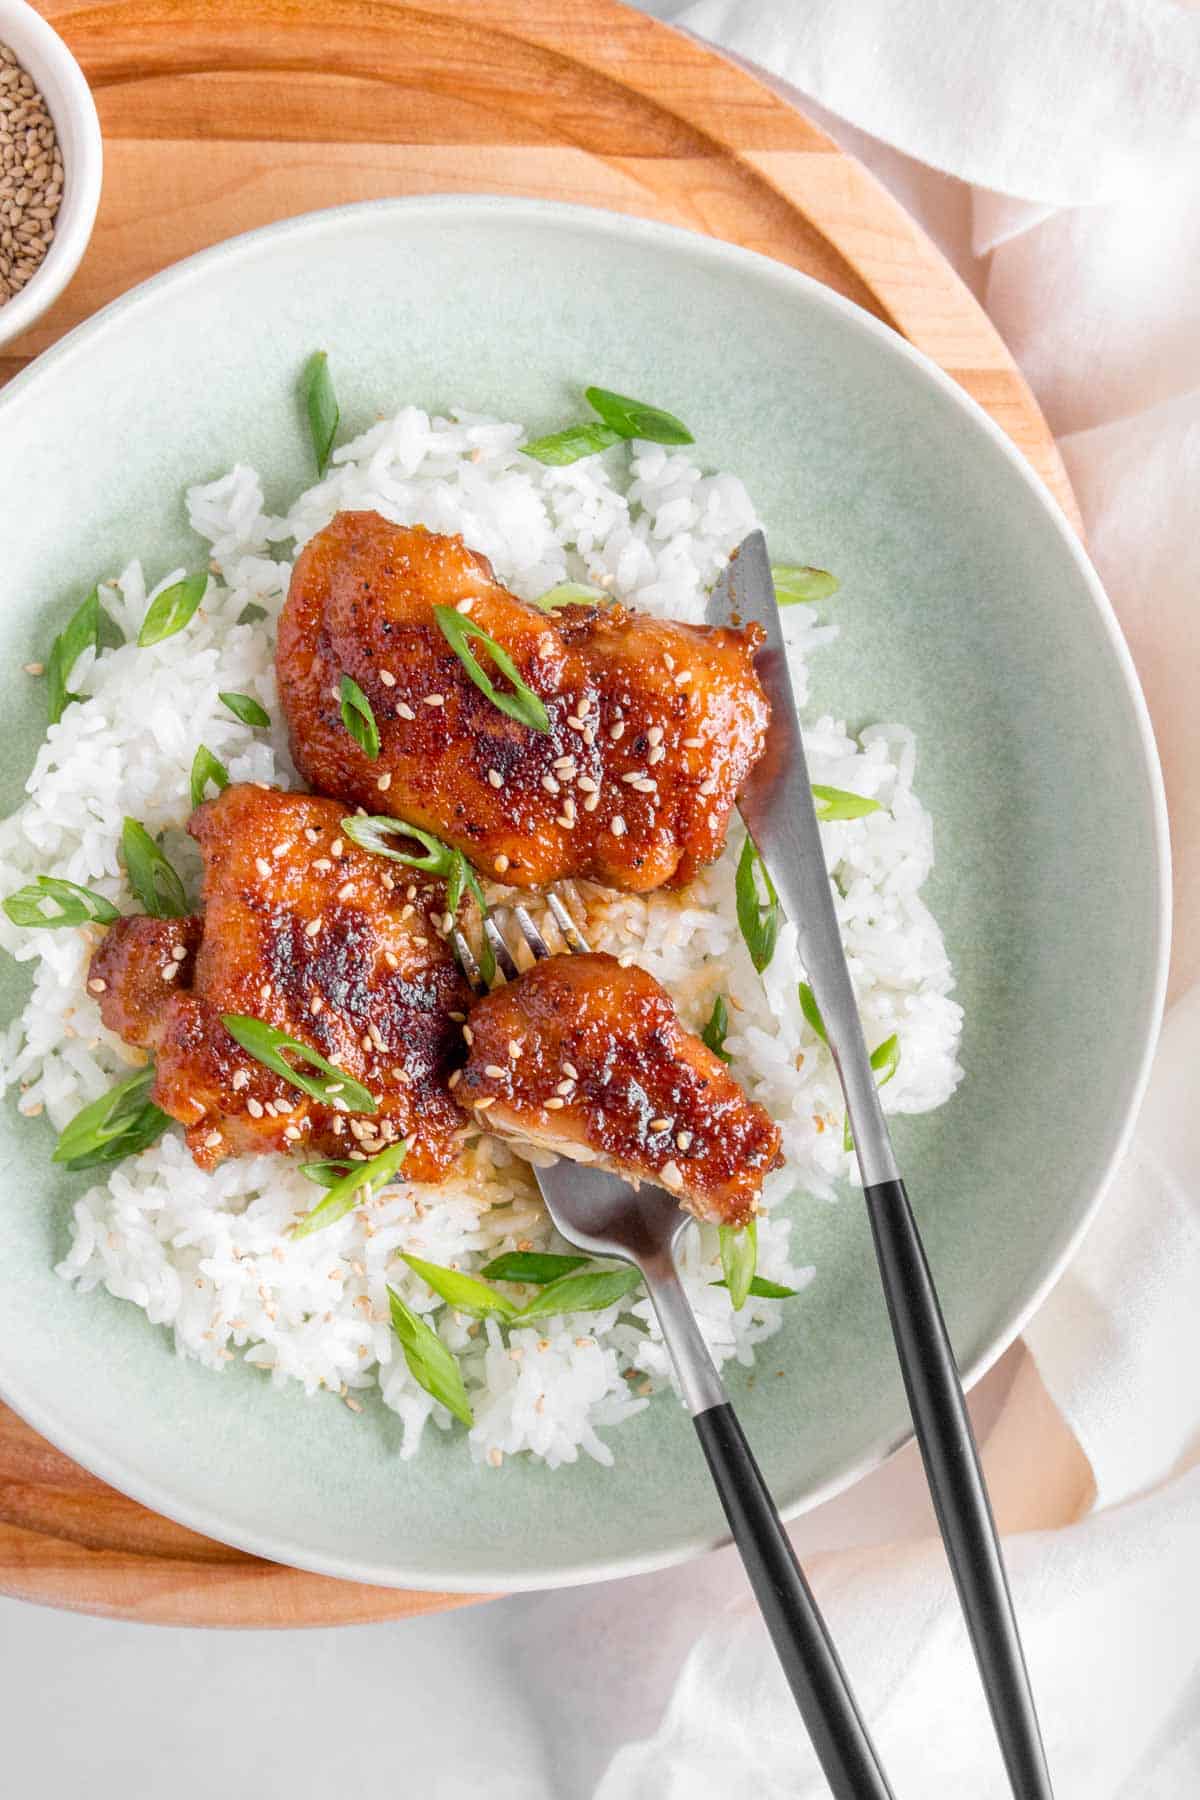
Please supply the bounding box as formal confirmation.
[0,0,1078,1626]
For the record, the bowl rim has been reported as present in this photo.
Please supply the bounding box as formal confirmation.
[0,0,103,348]
[0,194,1172,1592]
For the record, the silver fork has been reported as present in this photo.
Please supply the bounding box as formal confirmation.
[453,895,894,1800]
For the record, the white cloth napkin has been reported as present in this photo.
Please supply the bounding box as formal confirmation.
[599,3,1200,1793]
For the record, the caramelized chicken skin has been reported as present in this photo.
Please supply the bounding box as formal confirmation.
[277,512,770,894]
[90,784,471,1178]
[459,951,782,1226]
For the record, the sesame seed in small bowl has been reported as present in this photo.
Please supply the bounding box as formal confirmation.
[0,0,102,350]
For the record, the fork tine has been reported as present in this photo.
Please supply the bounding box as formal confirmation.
[451,928,488,997]
[511,905,551,962]
[482,914,521,982]
[545,890,591,954]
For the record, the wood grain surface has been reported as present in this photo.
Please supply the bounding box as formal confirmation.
[0,0,1078,1627]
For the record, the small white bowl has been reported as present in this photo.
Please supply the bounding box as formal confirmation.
[0,0,102,349]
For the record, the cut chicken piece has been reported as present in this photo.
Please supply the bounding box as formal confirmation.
[90,784,471,1178]
[459,950,782,1226]
[277,511,770,894]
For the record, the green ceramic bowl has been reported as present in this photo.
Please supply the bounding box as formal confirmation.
[0,199,1168,1591]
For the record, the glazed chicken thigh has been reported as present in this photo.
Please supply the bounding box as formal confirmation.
[459,950,782,1226]
[277,512,770,894]
[90,784,471,1178]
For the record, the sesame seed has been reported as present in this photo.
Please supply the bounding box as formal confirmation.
[583,790,601,812]
[608,721,625,741]
[381,873,394,890]
[556,813,574,830]
[660,1160,684,1191]
[583,726,598,746]
[620,770,643,784]
[379,670,397,687]
[455,596,475,614]
[310,995,323,1015]
[331,684,342,703]
[337,881,355,901]
[648,744,666,765]
[676,1130,693,1151]
[400,903,415,921]
[555,1078,575,1096]
[259,981,272,1001]
[462,1025,474,1045]
[255,856,271,878]
[424,694,445,708]
[487,768,503,789]
[305,916,323,937]
[272,840,291,859]
[508,1039,523,1059]
[448,1069,462,1089]
[171,943,188,961]
[566,715,586,732]
[87,977,106,994]
[441,912,454,932]
[397,701,416,721]
[264,1101,279,1118]
[304,827,321,844]
[231,1069,250,1091]
[699,778,718,796]
[161,962,178,981]
[484,1063,506,1079]
[23,662,44,676]
[331,838,344,857]
[203,1129,222,1149]
[647,726,664,746]
[683,736,703,749]
[313,858,332,873]
[283,1125,301,1142]
[562,1061,579,1080]
[632,778,657,794]
[246,1097,264,1118]
[495,854,510,873]
[650,1116,671,1132]
[326,1082,344,1095]
[541,774,560,795]
[384,950,399,970]
[475,1095,496,1110]
[663,652,675,672]
[610,815,627,838]
[577,775,597,793]
[369,1023,385,1051]
[553,754,575,772]
[544,1096,565,1110]
[708,812,720,830]
[406,885,417,900]
[376,772,392,792]
[674,669,693,686]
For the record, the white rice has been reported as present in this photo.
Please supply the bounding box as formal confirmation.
[0,405,963,1469]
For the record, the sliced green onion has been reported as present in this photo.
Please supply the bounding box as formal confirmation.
[341,814,452,873]
[479,1251,590,1284]
[299,1159,355,1188]
[304,349,340,477]
[236,602,269,627]
[811,784,882,823]
[719,1218,757,1312]
[584,385,694,446]
[51,1065,169,1171]
[137,572,208,649]
[220,1014,377,1114]
[189,744,229,810]
[293,1139,405,1237]
[400,1253,518,1321]
[533,582,606,611]
[121,818,189,918]
[522,422,623,466]
[510,1265,642,1322]
[701,994,733,1064]
[45,587,100,725]
[798,981,828,1046]
[772,564,839,606]
[388,1286,474,1426]
[432,605,550,733]
[219,691,270,728]
[712,1275,801,1300]
[735,837,782,975]
[3,875,120,930]
[339,673,380,760]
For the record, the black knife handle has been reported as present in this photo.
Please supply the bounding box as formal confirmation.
[864,1177,1053,1798]
[694,1402,895,1799]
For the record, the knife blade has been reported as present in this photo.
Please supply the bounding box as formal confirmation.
[706,530,898,1185]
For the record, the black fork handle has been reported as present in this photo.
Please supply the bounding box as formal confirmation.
[864,1178,1053,1798]
[694,1402,895,1799]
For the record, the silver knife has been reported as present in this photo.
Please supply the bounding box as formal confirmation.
[707,530,1054,1800]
